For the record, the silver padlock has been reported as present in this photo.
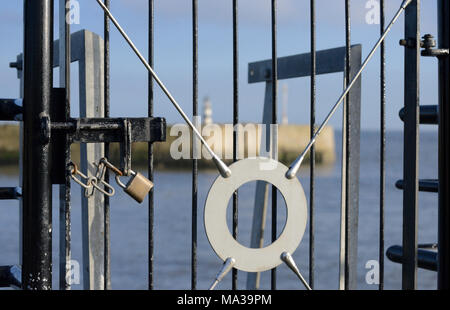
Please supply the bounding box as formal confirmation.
[115,170,154,203]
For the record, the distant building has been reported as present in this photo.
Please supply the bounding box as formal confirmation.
[203,96,213,125]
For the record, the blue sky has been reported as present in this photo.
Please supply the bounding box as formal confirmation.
[0,0,439,130]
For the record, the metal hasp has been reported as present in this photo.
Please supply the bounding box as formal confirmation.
[247,45,362,289]
[401,0,420,290]
[437,0,450,290]
[21,0,53,290]
[51,118,165,144]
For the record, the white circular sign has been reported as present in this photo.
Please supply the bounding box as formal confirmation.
[204,157,308,273]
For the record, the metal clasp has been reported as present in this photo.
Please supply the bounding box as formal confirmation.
[69,162,95,197]
[69,161,116,198]
[92,160,116,197]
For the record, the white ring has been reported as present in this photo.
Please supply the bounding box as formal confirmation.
[204,157,308,273]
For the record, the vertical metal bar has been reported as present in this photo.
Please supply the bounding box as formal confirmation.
[232,0,239,290]
[148,0,155,290]
[437,0,450,290]
[338,73,348,290]
[343,0,362,290]
[191,0,198,290]
[379,0,386,291]
[402,0,420,290]
[18,55,24,283]
[271,0,278,290]
[347,40,362,291]
[22,0,53,290]
[59,0,71,290]
[103,0,111,290]
[309,0,316,289]
[344,0,351,290]
[339,44,362,291]
[247,83,272,290]
[79,31,105,290]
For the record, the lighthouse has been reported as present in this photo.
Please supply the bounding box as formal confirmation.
[203,96,213,125]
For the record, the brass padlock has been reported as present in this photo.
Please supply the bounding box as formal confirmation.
[116,170,154,203]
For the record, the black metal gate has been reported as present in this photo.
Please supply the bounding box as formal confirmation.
[0,0,449,290]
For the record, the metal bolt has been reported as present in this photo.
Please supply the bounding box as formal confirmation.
[9,61,23,71]
[399,38,424,49]
[422,34,436,49]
